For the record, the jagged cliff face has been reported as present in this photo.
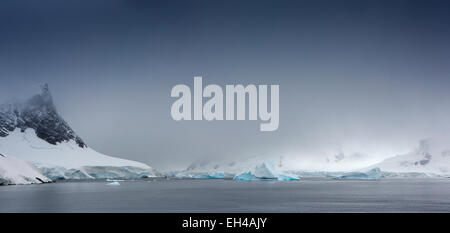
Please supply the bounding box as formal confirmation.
[0,84,85,148]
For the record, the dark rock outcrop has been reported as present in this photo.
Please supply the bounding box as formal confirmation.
[0,84,85,148]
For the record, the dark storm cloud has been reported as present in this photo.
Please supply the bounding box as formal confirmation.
[1,0,449,170]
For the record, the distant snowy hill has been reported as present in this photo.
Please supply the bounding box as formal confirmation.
[0,84,158,182]
[172,138,450,180]
[0,153,51,185]
[365,139,450,177]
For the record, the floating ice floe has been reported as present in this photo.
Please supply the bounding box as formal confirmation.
[106,179,125,182]
[107,181,120,186]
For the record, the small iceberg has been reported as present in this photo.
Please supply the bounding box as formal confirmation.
[107,181,121,186]
[336,168,382,180]
[233,171,256,181]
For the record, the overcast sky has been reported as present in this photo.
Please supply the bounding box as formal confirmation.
[1,0,449,170]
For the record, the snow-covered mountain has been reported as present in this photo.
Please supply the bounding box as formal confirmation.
[365,139,450,177]
[171,138,450,180]
[0,153,51,185]
[0,84,158,182]
[0,84,85,147]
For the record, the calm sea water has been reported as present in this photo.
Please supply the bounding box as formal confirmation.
[1,179,450,212]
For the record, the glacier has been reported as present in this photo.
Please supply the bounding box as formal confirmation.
[170,171,231,179]
[362,139,450,177]
[0,85,159,183]
[207,172,226,179]
[0,127,158,182]
[173,139,450,181]
[333,139,450,179]
[336,168,383,180]
[0,153,51,185]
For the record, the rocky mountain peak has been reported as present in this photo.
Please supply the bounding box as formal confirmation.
[0,85,86,148]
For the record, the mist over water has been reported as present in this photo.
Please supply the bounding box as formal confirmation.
[0,0,449,171]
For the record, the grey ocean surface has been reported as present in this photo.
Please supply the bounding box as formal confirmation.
[1,179,450,213]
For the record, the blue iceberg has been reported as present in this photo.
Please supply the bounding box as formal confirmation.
[276,173,300,181]
[172,171,227,179]
[207,172,226,179]
[233,171,256,181]
[233,162,299,181]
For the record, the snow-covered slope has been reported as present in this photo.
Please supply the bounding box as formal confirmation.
[174,138,450,180]
[0,84,158,181]
[0,153,51,185]
[365,139,450,177]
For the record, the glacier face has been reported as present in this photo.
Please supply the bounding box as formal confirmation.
[336,168,383,180]
[0,153,51,185]
[0,85,158,183]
